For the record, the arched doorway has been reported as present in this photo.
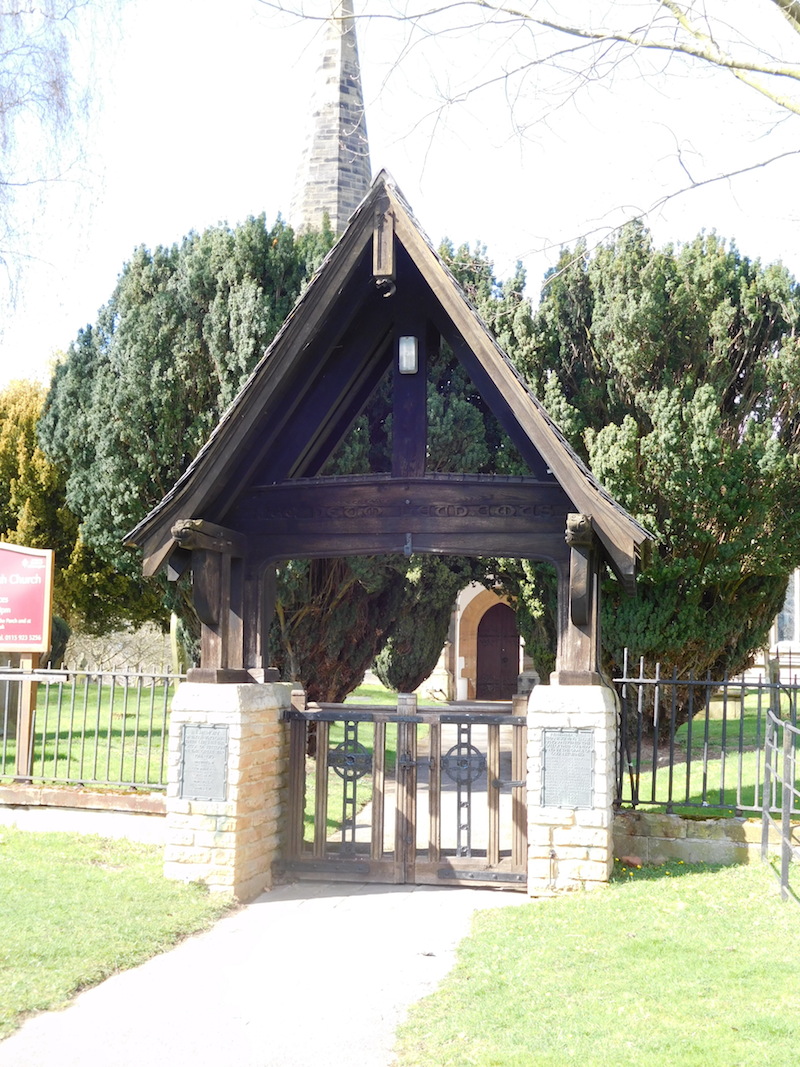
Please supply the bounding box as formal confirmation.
[476,603,519,700]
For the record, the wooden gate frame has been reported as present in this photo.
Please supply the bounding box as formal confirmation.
[125,172,651,684]
[284,703,529,888]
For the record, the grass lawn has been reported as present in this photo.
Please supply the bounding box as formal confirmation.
[621,697,800,814]
[1,678,175,788]
[622,748,769,813]
[394,861,800,1067]
[0,829,231,1039]
[345,681,400,706]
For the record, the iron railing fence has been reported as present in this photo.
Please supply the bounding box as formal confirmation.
[615,653,800,817]
[0,666,184,791]
[762,711,800,902]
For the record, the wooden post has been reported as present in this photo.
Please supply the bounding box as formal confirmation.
[552,515,603,684]
[15,651,39,780]
[243,559,276,673]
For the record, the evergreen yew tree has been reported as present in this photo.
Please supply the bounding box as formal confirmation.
[40,217,332,567]
[39,216,336,648]
[520,223,800,678]
[373,556,480,693]
[41,213,797,695]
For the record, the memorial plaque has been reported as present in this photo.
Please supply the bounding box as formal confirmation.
[541,728,594,808]
[180,724,229,801]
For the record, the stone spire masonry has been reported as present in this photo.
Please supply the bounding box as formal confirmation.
[289,0,372,234]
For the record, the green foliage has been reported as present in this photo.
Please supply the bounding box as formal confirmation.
[40,217,333,568]
[0,378,157,632]
[524,223,800,678]
[0,380,76,567]
[374,556,479,693]
[0,379,151,632]
[270,555,409,702]
[39,216,335,638]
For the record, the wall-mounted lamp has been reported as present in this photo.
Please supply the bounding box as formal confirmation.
[398,335,418,374]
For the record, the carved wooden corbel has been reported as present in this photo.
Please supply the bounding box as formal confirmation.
[171,518,248,556]
[566,513,594,627]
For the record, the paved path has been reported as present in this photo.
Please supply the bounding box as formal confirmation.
[0,880,527,1067]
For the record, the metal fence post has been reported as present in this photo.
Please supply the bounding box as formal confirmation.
[781,724,793,902]
[762,713,775,863]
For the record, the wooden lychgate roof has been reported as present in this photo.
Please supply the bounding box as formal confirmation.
[126,171,650,591]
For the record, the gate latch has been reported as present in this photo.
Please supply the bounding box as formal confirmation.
[397,755,432,770]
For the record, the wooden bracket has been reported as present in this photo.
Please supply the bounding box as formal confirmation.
[171,518,248,556]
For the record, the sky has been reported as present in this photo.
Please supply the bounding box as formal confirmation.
[1,0,799,389]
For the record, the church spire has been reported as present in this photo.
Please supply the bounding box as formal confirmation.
[289,1,372,234]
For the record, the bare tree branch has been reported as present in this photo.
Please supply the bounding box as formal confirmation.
[772,0,800,34]
[258,2,800,93]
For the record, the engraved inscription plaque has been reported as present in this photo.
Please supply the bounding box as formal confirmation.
[180,724,229,802]
[541,728,594,808]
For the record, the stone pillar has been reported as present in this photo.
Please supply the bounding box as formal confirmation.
[164,682,290,902]
[527,683,618,893]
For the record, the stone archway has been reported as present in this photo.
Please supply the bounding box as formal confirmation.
[456,587,516,700]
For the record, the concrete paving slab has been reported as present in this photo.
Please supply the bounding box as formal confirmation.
[0,881,528,1067]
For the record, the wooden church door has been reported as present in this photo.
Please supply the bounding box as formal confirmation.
[476,603,519,700]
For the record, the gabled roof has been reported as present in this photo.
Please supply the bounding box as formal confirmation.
[126,171,651,592]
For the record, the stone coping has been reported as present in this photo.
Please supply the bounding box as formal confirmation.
[0,784,165,815]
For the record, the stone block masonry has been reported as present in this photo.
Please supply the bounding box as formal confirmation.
[164,682,290,902]
[527,684,618,893]
[614,809,800,866]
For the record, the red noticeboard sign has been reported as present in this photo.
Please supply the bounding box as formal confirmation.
[0,542,54,653]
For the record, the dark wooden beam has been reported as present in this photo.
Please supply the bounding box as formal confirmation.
[566,513,594,627]
[195,550,231,669]
[224,475,573,564]
[241,295,395,486]
[229,476,571,539]
[373,196,395,284]
[256,532,570,562]
[391,308,433,478]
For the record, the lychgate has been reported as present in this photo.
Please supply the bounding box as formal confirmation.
[126,172,651,899]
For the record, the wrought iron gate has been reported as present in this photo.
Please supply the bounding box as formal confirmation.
[283,704,528,889]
